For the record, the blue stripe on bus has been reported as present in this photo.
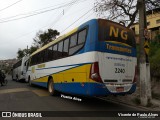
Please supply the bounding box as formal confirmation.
[99,42,137,57]
[32,82,136,96]
[32,82,48,88]
[54,83,136,96]
[54,83,110,96]
[77,46,136,57]
[36,62,92,70]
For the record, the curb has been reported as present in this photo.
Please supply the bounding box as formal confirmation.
[97,97,159,111]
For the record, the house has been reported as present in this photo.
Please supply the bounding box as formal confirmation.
[131,8,160,43]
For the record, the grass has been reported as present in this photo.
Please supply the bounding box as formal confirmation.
[132,96,141,105]
[152,92,160,100]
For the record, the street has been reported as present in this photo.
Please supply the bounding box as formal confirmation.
[0,75,154,120]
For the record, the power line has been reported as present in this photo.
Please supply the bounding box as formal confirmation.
[11,0,88,40]
[0,0,83,23]
[49,0,78,28]
[0,0,23,12]
[61,7,94,34]
[0,0,75,21]
[50,0,89,29]
[75,11,95,25]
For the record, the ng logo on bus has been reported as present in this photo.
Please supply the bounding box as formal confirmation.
[106,25,132,54]
[109,26,128,41]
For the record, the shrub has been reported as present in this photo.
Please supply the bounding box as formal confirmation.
[149,42,160,79]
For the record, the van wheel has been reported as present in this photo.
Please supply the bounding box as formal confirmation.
[28,77,32,86]
[48,78,56,96]
[16,75,19,82]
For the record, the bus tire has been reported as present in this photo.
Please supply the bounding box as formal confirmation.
[12,76,14,81]
[48,78,56,96]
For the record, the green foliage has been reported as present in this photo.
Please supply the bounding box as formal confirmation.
[149,42,160,57]
[33,29,60,47]
[136,42,160,79]
[17,29,59,59]
[149,42,160,78]
[17,48,28,59]
[132,96,141,105]
[17,46,38,59]
[154,34,160,42]
[152,91,160,100]
[29,46,38,54]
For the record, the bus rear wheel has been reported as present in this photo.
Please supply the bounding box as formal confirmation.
[48,78,56,96]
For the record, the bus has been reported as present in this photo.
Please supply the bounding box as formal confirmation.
[12,56,29,81]
[26,19,137,96]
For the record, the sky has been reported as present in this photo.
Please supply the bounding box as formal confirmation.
[0,0,97,60]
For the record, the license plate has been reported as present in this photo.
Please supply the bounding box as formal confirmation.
[116,87,124,92]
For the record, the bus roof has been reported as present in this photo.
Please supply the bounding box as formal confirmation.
[30,19,130,57]
[30,27,78,57]
[30,19,100,57]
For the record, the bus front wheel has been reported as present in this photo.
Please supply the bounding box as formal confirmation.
[48,78,55,96]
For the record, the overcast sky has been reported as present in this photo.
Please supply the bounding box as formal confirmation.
[0,0,96,60]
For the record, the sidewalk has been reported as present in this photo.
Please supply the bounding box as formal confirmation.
[101,93,160,111]
[151,99,160,110]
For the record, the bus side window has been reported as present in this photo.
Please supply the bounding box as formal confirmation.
[70,33,77,47]
[30,57,33,66]
[69,29,87,55]
[44,49,48,62]
[41,51,45,63]
[32,55,36,65]
[37,54,40,64]
[48,46,53,61]
[57,41,63,58]
[63,38,69,57]
[53,44,58,60]
[78,29,87,44]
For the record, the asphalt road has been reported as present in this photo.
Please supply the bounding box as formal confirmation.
[0,75,157,120]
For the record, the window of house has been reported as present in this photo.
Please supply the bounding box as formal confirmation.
[156,19,160,24]
[147,22,150,26]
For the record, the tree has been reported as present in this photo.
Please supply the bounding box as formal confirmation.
[17,46,38,59]
[17,29,60,59]
[17,48,28,59]
[29,46,38,54]
[33,29,60,47]
[94,0,159,28]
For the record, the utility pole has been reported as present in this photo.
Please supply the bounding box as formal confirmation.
[138,0,152,106]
